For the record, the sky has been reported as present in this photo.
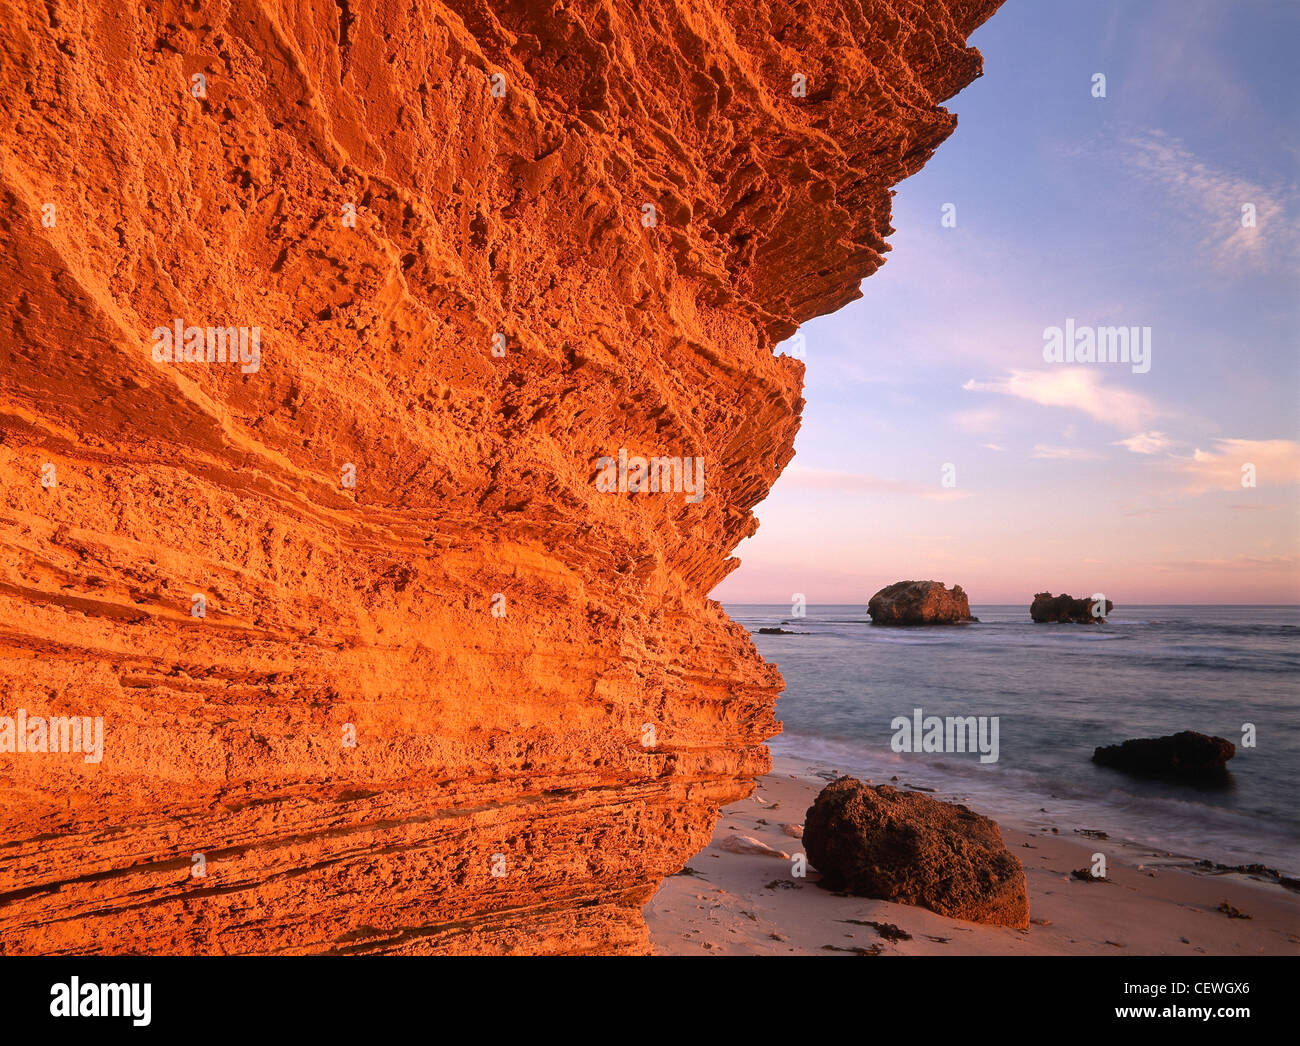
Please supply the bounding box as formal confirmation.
[714,0,1300,606]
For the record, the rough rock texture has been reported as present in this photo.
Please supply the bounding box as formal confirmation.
[0,0,1001,953]
[867,579,976,625]
[803,778,1028,928]
[1093,732,1236,778]
[1030,592,1113,623]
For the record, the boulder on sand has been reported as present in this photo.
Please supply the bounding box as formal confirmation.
[867,580,977,626]
[802,777,1029,928]
[1030,591,1113,623]
[1092,731,1235,778]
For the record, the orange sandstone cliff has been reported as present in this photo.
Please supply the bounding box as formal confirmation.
[0,0,1001,953]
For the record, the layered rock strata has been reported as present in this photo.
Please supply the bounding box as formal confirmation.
[0,0,1001,953]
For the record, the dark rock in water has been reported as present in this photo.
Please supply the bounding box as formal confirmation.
[1030,591,1113,623]
[803,777,1028,928]
[867,580,978,626]
[757,627,798,635]
[1092,731,1235,778]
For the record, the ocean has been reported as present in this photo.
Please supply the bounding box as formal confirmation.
[730,603,1300,876]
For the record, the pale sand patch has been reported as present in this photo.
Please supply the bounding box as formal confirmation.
[645,756,1300,955]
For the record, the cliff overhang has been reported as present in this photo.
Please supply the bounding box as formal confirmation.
[0,0,1002,954]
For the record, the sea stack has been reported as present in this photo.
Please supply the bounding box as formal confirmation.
[867,580,978,625]
[1030,592,1114,623]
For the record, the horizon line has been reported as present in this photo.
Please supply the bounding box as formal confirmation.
[722,601,1300,608]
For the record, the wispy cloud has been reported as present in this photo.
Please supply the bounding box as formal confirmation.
[1121,130,1288,272]
[1153,553,1300,574]
[1115,431,1177,454]
[950,407,1005,435]
[782,465,970,501]
[963,368,1160,430]
[1171,438,1300,493]
[1032,444,1104,461]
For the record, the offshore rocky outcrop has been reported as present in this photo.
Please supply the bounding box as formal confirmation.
[0,0,1002,953]
[868,580,977,625]
[1031,592,1114,623]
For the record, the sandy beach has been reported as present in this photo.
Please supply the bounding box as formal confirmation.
[645,756,1300,955]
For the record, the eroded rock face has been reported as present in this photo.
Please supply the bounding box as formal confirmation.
[1093,732,1236,778]
[1030,592,1113,623]
[803,778,1029,928]
[868,580,977,625]
[0,1,1001,953]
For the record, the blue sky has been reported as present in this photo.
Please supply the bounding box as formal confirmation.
[715,0,1300,605]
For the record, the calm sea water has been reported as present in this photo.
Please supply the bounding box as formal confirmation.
[730,604,1300,875]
